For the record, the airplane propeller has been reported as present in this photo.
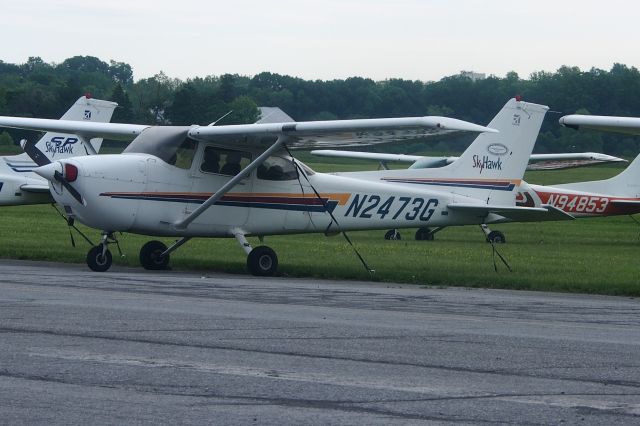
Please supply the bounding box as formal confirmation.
[32,161,84,205]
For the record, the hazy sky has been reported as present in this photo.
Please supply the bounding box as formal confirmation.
[2,0,637,82]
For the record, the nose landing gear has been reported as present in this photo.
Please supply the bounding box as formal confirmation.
[86,232,121,272]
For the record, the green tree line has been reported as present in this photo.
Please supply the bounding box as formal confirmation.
[1,55,639,155]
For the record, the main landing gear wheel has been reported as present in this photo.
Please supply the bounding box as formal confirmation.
[415,227,434,241]
[87,246,113,272]
[247,246,278,276]
[140,240,170,270]
[487,230,506,244]
[384,230,401,240]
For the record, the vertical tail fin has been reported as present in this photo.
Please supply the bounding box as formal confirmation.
[419,98,549,204]
[555,153,640,197]
[445,98,548,181]
[33,96,118,161]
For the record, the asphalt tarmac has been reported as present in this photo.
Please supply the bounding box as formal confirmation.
[0,259,639,425]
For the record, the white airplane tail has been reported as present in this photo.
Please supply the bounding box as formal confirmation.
[377,98,548,205]
[554,153,640,197]
[33,96,118,160]
[443,98,547,179]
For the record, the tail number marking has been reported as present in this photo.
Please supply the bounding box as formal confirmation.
[346,194,438,221]
[547,194,609,213]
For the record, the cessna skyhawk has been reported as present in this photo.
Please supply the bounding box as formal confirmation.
[3,97,565,275]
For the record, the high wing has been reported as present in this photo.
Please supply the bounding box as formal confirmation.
[559,115,640,136]
[0,115,495,149]
[189,116,497,148]
[447,203,575,222]
[311,150,626,170]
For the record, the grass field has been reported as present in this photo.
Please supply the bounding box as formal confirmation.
[1,157,638,295]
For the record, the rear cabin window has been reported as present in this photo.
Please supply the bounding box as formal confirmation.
[200,146,252,176]
[257,156,299,181]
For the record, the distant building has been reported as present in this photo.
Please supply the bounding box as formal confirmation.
[459,71,486,81]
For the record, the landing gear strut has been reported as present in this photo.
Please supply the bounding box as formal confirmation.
[86,232,121,272]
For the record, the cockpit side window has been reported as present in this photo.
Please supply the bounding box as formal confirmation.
[200,146,252,176]
[168,138,198,170]
[257,156,299,181]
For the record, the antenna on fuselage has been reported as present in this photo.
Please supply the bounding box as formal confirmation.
[208,110,234,126]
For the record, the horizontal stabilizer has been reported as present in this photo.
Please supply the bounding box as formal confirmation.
[448,203,575,222]
[611,199,640,206]
[20,184,50,193]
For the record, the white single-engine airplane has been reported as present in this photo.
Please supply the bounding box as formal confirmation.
[0,96,117,206]
[3,98,566,275]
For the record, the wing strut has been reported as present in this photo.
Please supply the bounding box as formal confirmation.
[173,136,288,230]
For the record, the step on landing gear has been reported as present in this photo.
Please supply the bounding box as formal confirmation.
[86,232,121,272]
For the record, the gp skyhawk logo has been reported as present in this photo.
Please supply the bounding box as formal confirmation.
[45,136,78,155]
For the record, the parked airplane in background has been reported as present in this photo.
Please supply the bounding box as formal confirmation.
[1,98,566,275]
[0,96,117,206]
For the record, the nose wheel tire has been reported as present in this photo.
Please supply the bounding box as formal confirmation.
[384,230,401,240]
[140,240,170,270]
[247,246,278,276]
[87,246,113,272]
[487,230,506,244]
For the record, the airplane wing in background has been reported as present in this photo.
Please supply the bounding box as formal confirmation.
[0,117,150,141]
[311,149,627,170]
[560,115,640,136]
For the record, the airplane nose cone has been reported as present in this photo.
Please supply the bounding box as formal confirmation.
[33,162,61,181]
